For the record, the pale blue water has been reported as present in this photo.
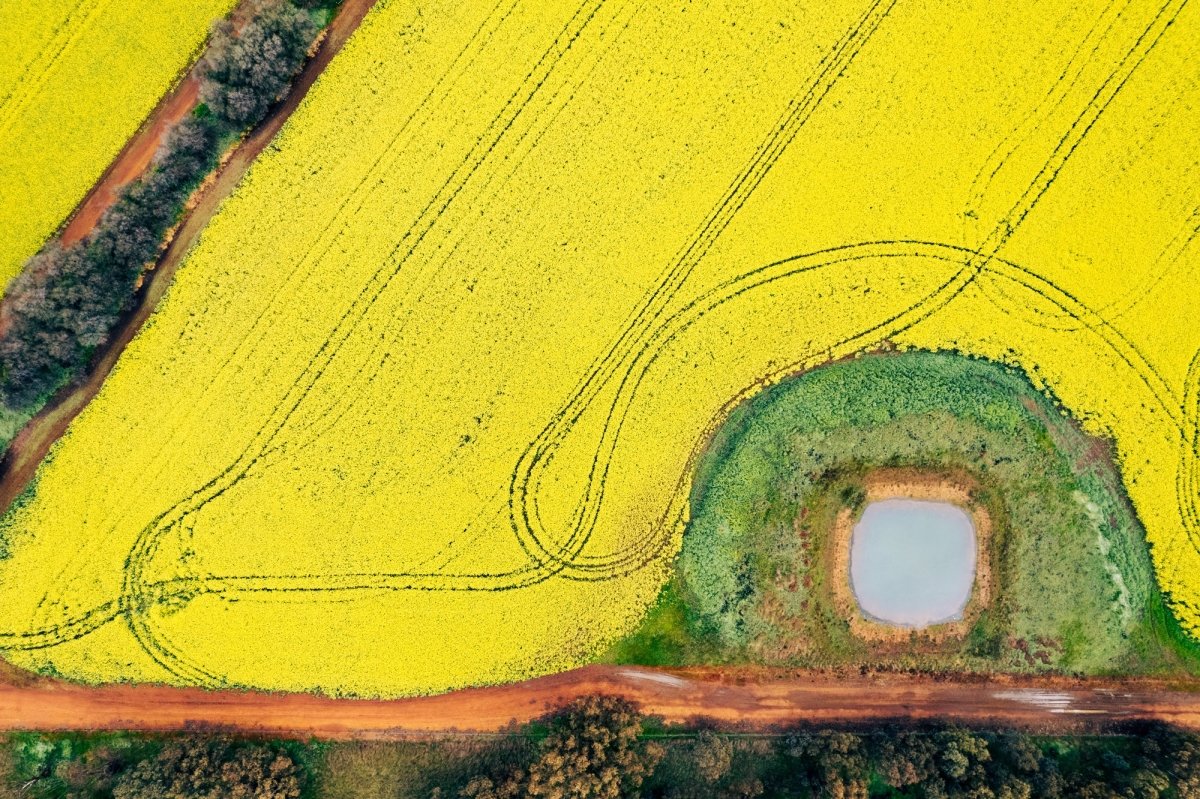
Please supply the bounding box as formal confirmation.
[849,499,976,627]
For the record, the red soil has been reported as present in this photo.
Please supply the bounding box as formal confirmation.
[59,78,202,247]
[2,666,1199,738]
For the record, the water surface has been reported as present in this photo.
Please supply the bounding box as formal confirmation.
[850,498,976,627]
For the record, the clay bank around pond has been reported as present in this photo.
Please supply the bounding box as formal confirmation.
[830,469,994,643]
[849,499,976,627]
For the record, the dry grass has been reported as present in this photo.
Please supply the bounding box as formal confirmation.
[318,738,533,799]
[319,742,432,799]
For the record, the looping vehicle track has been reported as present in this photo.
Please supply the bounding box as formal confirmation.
[0,0,1196,694]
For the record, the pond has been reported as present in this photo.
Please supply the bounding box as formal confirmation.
[849,498,976,627]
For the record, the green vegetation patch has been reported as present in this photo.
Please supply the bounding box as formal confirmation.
[6,706,1200,798]
[613,351,1196,675]
[1,731,313,799]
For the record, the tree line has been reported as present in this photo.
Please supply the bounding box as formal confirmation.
[443,696,1200,799]
[6,695,1200,798]
[0,0,325,411]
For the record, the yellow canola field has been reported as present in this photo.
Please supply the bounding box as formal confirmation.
[0,0,1197,696]
[0,0,235,289]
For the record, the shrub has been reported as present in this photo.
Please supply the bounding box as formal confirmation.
[112,737,302,799]
[200,2,317,129]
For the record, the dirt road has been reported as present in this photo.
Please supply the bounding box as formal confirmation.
[2,667,1200,738]
[59,79,202,247]
[0,0,378,514]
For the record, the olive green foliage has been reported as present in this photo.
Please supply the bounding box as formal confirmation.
[3,733,305,799]
[620,351,1184,674]
[315,700,1200,799]
[446,696,663,799]
[781,732,870,799]
[691,732,734,784]
[114,737,303,799]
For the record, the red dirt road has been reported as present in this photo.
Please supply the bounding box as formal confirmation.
[2,667,1200,738]
[59,78,202,247]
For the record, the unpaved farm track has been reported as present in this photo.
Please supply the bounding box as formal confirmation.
[3,667,1200,738]
[58,74,201,248]
[0,0,378,514]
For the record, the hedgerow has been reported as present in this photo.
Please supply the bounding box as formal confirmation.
[0,0,323,412]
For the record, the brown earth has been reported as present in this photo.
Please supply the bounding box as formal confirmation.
[0,0,378,514]
[2,667,1200,738]
[59,79,202,247]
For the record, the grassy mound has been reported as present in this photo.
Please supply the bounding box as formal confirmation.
[610,351,1198,676]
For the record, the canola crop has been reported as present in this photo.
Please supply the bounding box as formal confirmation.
[0,0,236,290]
[0,0,1197,696]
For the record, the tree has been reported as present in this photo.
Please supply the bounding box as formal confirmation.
[458,773,525,799]
[153,116,219,188]
[936,729,991,786]
[875,730,938,789]
[524,696,663,799]
[200,1,317,129]
[872,729,1000,799]
[1155,727,1200,798]
[112,738,302,799]
[453,696,662,799]
[0,245,85,407]
[692,731,733,784]
[784,732,868,799]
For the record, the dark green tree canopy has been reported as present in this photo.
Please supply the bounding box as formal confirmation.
[200,2,317,129]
